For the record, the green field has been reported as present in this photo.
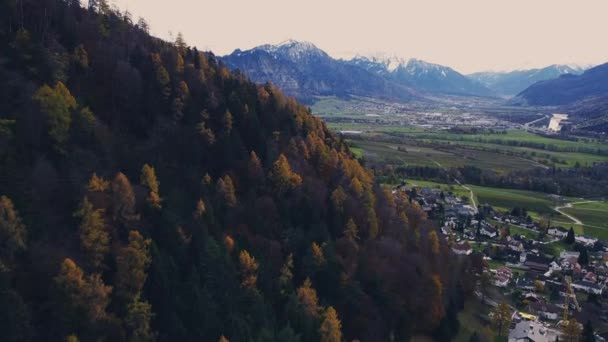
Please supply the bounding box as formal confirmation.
[415,138,608,168]
[469,185,560,214]
[350,139,542,172]
[406,178,608,239]
[562,202,608,233]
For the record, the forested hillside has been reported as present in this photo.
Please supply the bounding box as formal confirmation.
[0,1,473,341]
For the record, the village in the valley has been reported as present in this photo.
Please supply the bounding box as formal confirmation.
[394,182,608,341]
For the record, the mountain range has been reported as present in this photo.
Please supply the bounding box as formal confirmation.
[349,55,493,96]
[222,40,592,102]
[512,63,608,106]
[468,65,587,97]
[222,40,417,103]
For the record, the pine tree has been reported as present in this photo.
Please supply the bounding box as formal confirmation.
[490,301,512,336]
[349,177,363,196]
[193,198,206,219]
[87,173,109,192]
[297,278,320,318]
[54,259,112,322]
[344,218,359,241]
[578,247,589,266]
[125,295,155,341]
[330,186,347,212]
[112,172,138,223]
[175,54,185,74]
[115,231,151,301]
[73,45,89,70]
[222,110,233,133]
[279,253,294,295]
[311,242,326,267]
[217,175,237,207]
[74,197,109,268]
[0,195,27,268]
[150,53,171,100]
[319,306,342,342]
[271,154,302,193]
[565,227,575,244]
[32,82,76,153]
[239,250,259,291]
[429,230,440,255]
[140,164,162,210]
[174,32,187,55]
[247,151,264,181]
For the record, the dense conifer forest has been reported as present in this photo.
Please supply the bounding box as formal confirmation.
[0,1,474,340]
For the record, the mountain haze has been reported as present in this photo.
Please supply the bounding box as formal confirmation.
[512,63,608,105]
[469,64,587,97]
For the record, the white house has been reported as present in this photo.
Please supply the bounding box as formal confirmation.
[571,280,604,295]
[576,235,598,246]
[480,225,498,238]
[508,240,525,252]
[548,227,569,238]
[508,320,553,342]
[530,302,561,321]
[560,251,580,260]
[452,242,472,255]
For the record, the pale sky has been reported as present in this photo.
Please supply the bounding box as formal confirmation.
[109,0,608,74]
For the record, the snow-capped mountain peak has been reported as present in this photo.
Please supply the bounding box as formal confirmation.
[403,58,453,77]
[253,39,326,60]
[351,53,408,72]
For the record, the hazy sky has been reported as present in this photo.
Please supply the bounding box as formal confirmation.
[110,0,608,74]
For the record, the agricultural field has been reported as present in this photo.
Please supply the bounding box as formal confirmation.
[468,185,560,214]
[349,139,542,172]
[561,201,608,234]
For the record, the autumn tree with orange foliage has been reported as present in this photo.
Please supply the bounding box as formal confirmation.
[319,306,342,342]
[239,250,259,291]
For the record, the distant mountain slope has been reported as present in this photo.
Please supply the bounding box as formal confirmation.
[512,63,608,105]
[222,40,416,102]
[469,65,587,97]
[350,56,493,96]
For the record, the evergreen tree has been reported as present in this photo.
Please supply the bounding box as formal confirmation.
[297,278,320,318]
[54,258,112,322]
[0,195,27,269]
[74,197,109,268]
[32,82,76,153]
[115,231,151,302]
[112,172,138,223]
[565,227,575,244]
[490,301,511,337]
[343,218,359,242]
[239,250,258,291]
[140,164,162,210]
[319,307,342,342]
[271,154,302,193]
[217,175,237,207]
[582,320,594,342]
[125,295,155,341]
[279,253,294,295]
[174,32,187,55]
[578,247,589,266]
